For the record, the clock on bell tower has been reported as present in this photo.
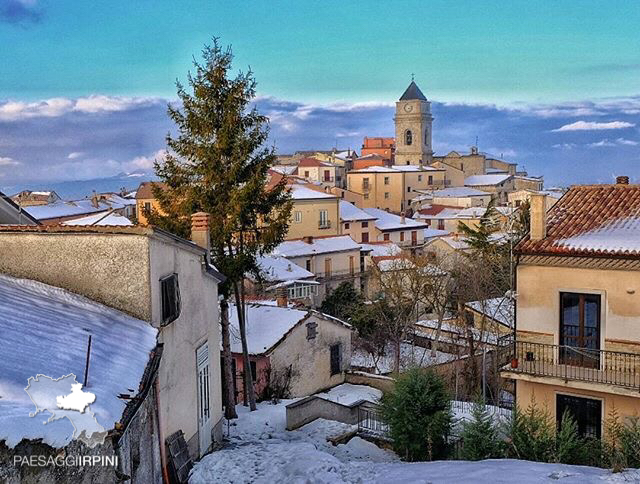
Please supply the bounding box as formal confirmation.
[394,80,433,166]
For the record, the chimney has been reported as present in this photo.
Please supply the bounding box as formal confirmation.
[616,175,629,185]
[470,146,478,155]
[191,212,211,253]
[303,235,313,244]
[400,214,406,224]
[90,191,99,209]
[276,288,288,308]
[530,194,547,241]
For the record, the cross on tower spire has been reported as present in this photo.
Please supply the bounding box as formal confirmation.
[411,73,415,82]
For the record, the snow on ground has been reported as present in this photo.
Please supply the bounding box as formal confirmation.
[314,383,382,405]
[351,343,457,374]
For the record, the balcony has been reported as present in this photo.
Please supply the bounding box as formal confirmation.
[502,340,640,391]
[318,219,332,229]
[322,177,335,183]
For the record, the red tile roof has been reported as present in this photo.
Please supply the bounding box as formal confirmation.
[417,204,460,216]
[298,157,332,168]
[516,183,640,258]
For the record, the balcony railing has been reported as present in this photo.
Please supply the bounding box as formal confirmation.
[504,340,640,391]
[318,220,332,229]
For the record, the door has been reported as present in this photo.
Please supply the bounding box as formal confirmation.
[196,342,212,455]
[559,293,601,368]
[556,394,602,439]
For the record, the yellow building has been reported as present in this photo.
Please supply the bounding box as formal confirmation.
[286,184,340,240]
[464,174,515,203]
[502,182,640,439]
[346,165,446,213]
[339,200,376,244]
[135,181,167,225]
[295,157,344,189]
[508,189,562,210]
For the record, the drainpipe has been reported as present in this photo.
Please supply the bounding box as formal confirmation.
[155,378,170,484]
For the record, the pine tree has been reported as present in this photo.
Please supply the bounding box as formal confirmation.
[555,410,586,465]
[148,39,292,412]
[460,399,502,460]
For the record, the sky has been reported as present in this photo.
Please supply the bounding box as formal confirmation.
[1,0,639,190]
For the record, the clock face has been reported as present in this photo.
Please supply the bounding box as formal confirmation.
[403,103,413,113]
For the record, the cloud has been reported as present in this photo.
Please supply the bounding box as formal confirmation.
[552,120,636,132]
[0,95,164,121]
[67,152,84,159]
[0,156,20,165]
[0,0,42,25]
[588,138,639,148]
[552,143,578,150]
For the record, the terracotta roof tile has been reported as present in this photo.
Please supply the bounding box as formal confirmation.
[516,183,640,258]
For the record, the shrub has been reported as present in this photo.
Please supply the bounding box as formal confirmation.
[460,400,503,460]
[505,399,555,462]
[604,408,640,471]
[555,410,588,465]
[381,369,452,461]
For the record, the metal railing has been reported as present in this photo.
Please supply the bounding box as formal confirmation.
[318,219,332,229]
[357,404,390,438]
[505,340,640,391]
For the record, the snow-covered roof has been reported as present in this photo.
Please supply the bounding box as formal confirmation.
[289,185,336,200]
[423,228,450,239]
[456,207,487,218]
[359,242,402,257]
[228,304,349,355]
[415,207,462,220]
[350,165,440,174]
[429,235,471,250]
[340,201,376,222]
[24,199,112,220]
[63,211,133,226]
[431,187,491,198]
[0,274,157,448]
[256,255,314,282]
[554,218,640,255]
[363,208,427,231]
[465,297,514,328]
[271,165,298,175]
[274,235,361,258]
[464,174,512,186]
[486,167,508,174]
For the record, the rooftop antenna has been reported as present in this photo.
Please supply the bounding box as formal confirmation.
[475,136,479,149]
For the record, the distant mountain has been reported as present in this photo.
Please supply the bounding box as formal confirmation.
[3,172,156,200]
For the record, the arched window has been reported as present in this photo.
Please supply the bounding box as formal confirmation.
[405,130,412,146]
[425,129,429,144]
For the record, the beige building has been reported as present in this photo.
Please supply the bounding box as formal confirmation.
[273,235,368,302]
[0,217,225,460]
[514,175,544,191]
[346,165,445,213]
[287,184,340,240]
[295,157,344,189]
[430,186,492,208]
[363,207,428,248]
[502,181,640,439]
[464,174,514,203]
[394,81,434,166]
[10,190,61,206]
[135,181,167,225]
[508,189,561,210]
[339,200,377,244]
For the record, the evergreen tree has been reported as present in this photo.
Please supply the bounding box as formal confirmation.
[555,410,587,465]
[460,399,502,460]
[147,39,292,412]
[381,369,452,461]
[505,399,555,462]
[320,282,363,321]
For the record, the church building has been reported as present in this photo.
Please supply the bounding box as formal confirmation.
[394,81,434,166]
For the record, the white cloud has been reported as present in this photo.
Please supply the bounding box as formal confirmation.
[0,156,20,166]
[0,95,164,121]
[552,120,636,132]
[67,152,84,159]
[552,143,578,150]
[123,150,166,172]
[588,138,639,148]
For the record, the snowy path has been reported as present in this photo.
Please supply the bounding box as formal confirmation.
[190,385,640,483]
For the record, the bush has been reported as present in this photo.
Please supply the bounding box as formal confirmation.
[505,399,555,462]
[555,410,588,465]
[459,400,503,460]
[604,408,640,471]
[381,369,452,461]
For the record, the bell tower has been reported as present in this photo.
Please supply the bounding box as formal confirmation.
[394,80,433,166]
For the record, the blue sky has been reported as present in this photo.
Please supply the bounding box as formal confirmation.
[1,0,639,189]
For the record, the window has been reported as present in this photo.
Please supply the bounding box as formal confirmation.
[428,175,433,185]
[405,130,412,146]
[363,178,370,189]
[407,186,411,193]
[460,163,464,171]
[418,175,422,182]
[556,394,602,439]
[319,209,329,228]
[330,343,342,375]
[249,361,257,382]
[361,232,369,243]
[349,256,355,274]
[344,222,350,229]
[288,283,316,300]
[384,177,390,185]
[144,202,151,213]
[406,161,410,165]
[160,274,180,325]
[438,219,445,230]
[560,292,601,368]
[362,221,369,228]
[324,170,331,181]
[425,130,429,144]
[383,233,390,241]
[400,231,405,242]
[324,258,332,277]
[364,194,369,200]
[411,230,417,244]
[384,192,390,199]
[306,259,312,272]
[306,321,318,340]
[304,170,310,178]
[294,211,302,223]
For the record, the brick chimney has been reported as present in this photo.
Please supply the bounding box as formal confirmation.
[191,212,211,253]
[276,288,288,308]
[302,235,313,244]
[530,193,547,241]
[616,175,629,185]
